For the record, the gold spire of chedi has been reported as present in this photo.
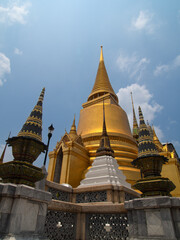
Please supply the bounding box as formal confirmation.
[130,92,139,140]
[88,46,118,103]
[18,88,45,142]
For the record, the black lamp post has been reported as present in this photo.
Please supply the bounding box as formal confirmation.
[43,124,54,166]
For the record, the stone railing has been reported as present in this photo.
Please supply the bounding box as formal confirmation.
[44,199,128,240]
[46,180,140,204]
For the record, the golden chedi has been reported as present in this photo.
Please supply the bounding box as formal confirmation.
[77,47,139,184]
[47,47,140,187]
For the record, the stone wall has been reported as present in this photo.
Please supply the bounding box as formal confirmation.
[125,196,180,240]
[0,183,51,240]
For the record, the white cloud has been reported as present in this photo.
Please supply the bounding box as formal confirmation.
[132,10,154,34]
[154,54,180,76]
[14,48,23,55]
[0,144,13,163]
[0,2,30,25]
[116,53,150,81]
[116,83,163,129]
[0,53,11,86]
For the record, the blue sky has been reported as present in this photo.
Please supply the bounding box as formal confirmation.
[0,0,180,166]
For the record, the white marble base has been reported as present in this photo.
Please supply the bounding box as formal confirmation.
[79,155,131,188]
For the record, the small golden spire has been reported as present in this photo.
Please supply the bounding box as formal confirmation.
[130,92,138,139]
[152,125,163,151]
[100,46,104,62]
[69,114,77,140]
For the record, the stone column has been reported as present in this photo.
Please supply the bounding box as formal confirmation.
[125,196,180,240]
[0,183,52,240]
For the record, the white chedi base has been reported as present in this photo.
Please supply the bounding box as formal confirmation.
[78,155,131,189]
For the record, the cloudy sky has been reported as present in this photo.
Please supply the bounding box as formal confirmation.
[0,0,180,166]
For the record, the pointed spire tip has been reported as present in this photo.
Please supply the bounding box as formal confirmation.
[100,46,104,62]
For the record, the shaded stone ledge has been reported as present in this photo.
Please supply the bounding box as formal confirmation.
[0,183,51,203]
[48,199,127,213]
[125,196,180,210]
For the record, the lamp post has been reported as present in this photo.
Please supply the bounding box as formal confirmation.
[43,124,54,166]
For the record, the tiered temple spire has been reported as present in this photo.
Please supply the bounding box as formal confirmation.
[96,100,114,157]
[88,46,118,103]
[132,106,175,197]
[18,88,45,142]
[138,106,159,157]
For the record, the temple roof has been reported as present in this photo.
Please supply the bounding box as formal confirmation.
[18,88,45,142]
[88,46,118,103]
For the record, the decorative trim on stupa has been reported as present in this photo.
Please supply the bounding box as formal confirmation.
[87,46,118,103]
[96,100,114,157]
[138,106,159,157]
[18,88,45,142]
[130,92,139,140]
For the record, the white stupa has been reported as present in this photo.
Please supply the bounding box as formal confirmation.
[78,102,131,189]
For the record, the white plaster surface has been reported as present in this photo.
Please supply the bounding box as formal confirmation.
[79,155,131,188]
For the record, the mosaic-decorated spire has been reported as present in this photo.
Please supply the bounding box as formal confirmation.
[18,88,45,142]
[96,100,114,157]
[138,106,158,157]
[147,120,153,141]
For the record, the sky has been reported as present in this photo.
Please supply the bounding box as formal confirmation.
[0,0,180,167]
